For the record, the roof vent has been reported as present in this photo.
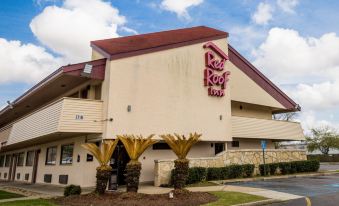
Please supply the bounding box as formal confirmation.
[81,64,93,77]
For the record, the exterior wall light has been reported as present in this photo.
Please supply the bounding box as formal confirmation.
[127,105,131,112]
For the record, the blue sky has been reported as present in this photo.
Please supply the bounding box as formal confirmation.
[0,0,339,132]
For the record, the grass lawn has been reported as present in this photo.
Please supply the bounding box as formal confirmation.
[202,191,267,206]
[0,199,55,206]
[0,190,24,200]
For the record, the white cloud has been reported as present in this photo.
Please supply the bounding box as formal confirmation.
[229,26,267,52]
[277,0,299,13]
[289,81,339,111]
[252,2,274,25]
[30,0,126,62]
[253,28,339,84]
[0,0,133,86]
[120,26,138,35]
[0,38,63,84]
[252,27,339,130]
[160,0,203,20]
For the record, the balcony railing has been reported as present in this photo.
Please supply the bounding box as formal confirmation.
[5,98,103,145]
[231,116,305,141]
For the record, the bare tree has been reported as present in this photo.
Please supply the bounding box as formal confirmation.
[273,112,298,121]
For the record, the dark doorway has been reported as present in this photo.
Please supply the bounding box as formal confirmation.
[110,141,130,187]
[31,149,40,184]
[9,154,17,181]
[214,143,225,155]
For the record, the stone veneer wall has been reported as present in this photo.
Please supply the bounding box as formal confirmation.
[154,149,307,186]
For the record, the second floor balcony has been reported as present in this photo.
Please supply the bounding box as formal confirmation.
[1,98,103,148]
[231,116,305,141]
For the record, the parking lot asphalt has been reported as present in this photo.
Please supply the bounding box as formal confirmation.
[227,174,339,206]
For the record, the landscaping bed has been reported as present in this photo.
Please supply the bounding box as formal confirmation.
[52,191,218,206]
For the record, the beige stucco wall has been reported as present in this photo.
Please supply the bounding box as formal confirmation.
[228,62,285,110]
[101,38,232,141]
[0,136,98,187]
[231,101,272,119]
[91,50,104,60]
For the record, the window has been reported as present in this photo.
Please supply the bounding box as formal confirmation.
[17,153,25,166]
[26,151,35,166]
[152,143,171,150]
[86,141,100,162]
[214,143,225,155]
[0,156,4,167]
[46,147,57,165]
[60,144,74,165]
[231,141,240,148]
[5,155,11,167]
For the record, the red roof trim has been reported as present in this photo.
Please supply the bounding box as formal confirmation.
[228,45,300,111]
[0,59,106,115]
[63,58,106,80]
[92,35,227,60]
[91,26,228,60]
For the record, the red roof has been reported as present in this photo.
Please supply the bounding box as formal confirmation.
[91,26,228,60]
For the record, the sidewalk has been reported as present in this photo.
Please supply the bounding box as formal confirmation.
[139,184,301,201]
[211,170,339,185]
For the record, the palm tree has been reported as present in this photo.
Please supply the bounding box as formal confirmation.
[82,139,119,194]
[117,134,158,192]
[160,133,201,190]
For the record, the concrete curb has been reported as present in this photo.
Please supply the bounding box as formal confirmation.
[232,199,281,206]
[211,171,339,185]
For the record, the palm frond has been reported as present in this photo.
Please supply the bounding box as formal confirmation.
[160,133,201,159]
[117,134,158,162]
[81,138,119,168]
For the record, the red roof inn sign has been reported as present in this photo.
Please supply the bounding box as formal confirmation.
[203,42,230,97]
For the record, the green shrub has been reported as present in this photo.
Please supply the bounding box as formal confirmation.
[242,164,255,177]
[290,161,298,174]
[64,185,81,197]
[294,161,307,173]
[228,164,243,179]
[268,163,279,175]
[186,167,207,184]
[278,162,291,175]
[207,167,222,181]
[278,160,320,175]
[220,167,230,179]
[307,160,320,172]
[259,164,270,176]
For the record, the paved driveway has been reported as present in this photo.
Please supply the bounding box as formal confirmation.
[227,174,339,206]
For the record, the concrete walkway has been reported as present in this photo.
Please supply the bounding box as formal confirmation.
[139,184,301,201]
[0,181,301,202]
[0,181,94,197]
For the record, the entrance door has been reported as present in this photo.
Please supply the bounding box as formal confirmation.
[9,154,17,181]
[214,143,225,155]
[110,142,130,186]
[31,149,40,184]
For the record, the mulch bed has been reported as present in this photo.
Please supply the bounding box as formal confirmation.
[52,190,218,206]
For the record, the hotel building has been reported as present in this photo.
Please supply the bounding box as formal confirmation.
[0,26,304,187]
